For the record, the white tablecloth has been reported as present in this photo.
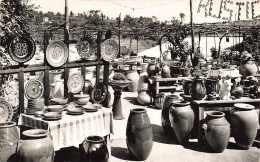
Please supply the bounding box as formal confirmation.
[18,108,113,151]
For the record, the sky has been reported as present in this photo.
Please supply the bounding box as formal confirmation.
[27,0,260,24]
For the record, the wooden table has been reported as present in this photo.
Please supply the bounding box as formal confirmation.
[191,97,260,143]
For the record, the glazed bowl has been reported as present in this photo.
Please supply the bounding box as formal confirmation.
[74,93,90,105]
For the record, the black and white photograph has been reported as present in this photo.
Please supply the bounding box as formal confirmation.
[0,0,260,161]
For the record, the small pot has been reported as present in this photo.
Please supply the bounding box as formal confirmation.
[74,92,90,105]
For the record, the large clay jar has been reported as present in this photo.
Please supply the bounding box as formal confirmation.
[169,101,194,145]
[147,63,156,77]
[161,95,179,135]
[161,64,171,78]
[126,108,153,161]
[202,111,230,153]
[137,89,153,106]
[191,77,206,100]
[239,60,258,77]
[126,70,140,92]
[183,79,193,95]
[230,103,259,150]
[16,129,54,162]
[0,122,19,162]
[205,77,220,95]
[155,93,165,109]
[81,136,109,162]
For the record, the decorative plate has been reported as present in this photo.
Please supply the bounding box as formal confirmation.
[101,39,118,62]
[46,41,68,67]
[0,99,13,123]
[67,73,84,93]
[76,35,96,60]
[25,79,44,99]
[8,35,36,63]
[91,83,108,104]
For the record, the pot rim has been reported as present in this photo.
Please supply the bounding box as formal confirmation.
[234,103,255,110]
[0,121,16,128]
[85,135,104,143]
[130,108,147,113]
[22,129,49,138]
[206,111,225,118]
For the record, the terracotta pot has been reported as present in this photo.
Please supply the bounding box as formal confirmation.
[170,65,181,77]
[126,70,140,92]
[191,77,206,100]
[205,77,220,95]
[147,63,156,77]
[126,108,153,161]
[137,90,153,106]
[230,103,259,150]
[155,93,165,109]
[183,79,193,95]
[80,136,109,162]
[161,64,171,78]
[180,68,191,77]
[16,129,54,162]
[161,95,179,135]
[169,101,194,145]
[239,61,258,77]
[231,86,244,99]
[137,70,148,91]
[202,111,230,153]
[0,122,19,162]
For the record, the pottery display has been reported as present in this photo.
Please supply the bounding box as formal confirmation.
[183,79,193,95]
[126,70,140,92]
[202,111,230,153]
[191,77,206,100]
[230,103,259,150]
[16,129,54,162]
[137,89,153,106]
[80,136,109,162]
[161,94,179,135]
[155,93,165,109]
[169,101,194,145]
[205,77,220,95]
[126,108,153,161]
[0,122,19,162]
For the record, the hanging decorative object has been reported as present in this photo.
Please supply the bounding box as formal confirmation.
[101,39,118,62]
[76,34,96,60]
[0,99,13,123]
[46,41,68,67]
[25,79,44,99]
[67,73,84,94]
[8,35,36,63]
[91,83,108,104]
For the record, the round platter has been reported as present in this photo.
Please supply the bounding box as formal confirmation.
[25,79,44,99]
[101,39,118,62]
[91,83,108,104]
[46,41,68,67]
[8,35,36,63]
[67,73,84,93]
[76,35,96,60]
[0,99,13,123]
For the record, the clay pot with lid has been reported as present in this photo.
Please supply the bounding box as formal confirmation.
[202,111,230,153]
[230,103,259,150]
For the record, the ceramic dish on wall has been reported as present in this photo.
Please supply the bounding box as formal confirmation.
[101,39,118,62]
[76,35,97,60]
[91,83,107,104]
[25,79,44,99]
[8,35,36,63]
[46,41,68,67]
[67,73,84,94]
[0,99,13,123]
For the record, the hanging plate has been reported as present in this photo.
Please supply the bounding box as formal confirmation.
[91,83,108,104]
[67,73,84,93]
[76,35,96,60]
[8,35,36,63]
[46,41,68,67]
[101,39,118,62]
[25,79,44,99]
[0,98,13,123]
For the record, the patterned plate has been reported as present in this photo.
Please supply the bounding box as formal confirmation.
[8,35,36,63]
[76,35,97,60]
[67,73,84,93]
[0,99,13,123]
[101,39,118,62]
[25,79,44,99]
[91,83,108,104]
[46,41,68,67]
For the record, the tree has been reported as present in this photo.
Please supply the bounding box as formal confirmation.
[70,11,74,17]
[179,12,185,24]
[0,0,37,46]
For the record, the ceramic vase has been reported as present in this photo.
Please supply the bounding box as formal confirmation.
[0,122,19,162]
[126,70,140,92]
[230,103,259,150]
[202,111,230,153]
[191,77,206,100]
[205,77,220,95]
[16,129,54,162]
[81,136,109,162]
[183,79,193,95]
[126,108,153,161]
[137,89,153,106]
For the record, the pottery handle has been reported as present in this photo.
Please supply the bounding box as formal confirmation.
[202,123,207,131]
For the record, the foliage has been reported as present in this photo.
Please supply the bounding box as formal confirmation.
[210,47,218,59]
